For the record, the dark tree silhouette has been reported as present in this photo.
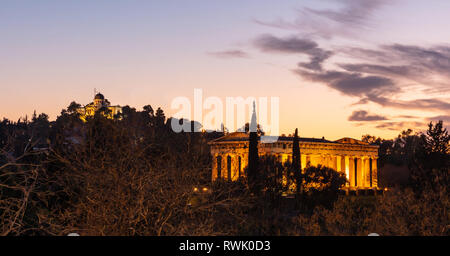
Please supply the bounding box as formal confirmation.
[425,121,449,155]
[302,165,347,209]
[66,101,81,114]
[1,100,448,236]
[292,128,302,195]
[247,102,259,194]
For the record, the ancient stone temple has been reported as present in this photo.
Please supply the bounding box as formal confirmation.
[209,133,379,189]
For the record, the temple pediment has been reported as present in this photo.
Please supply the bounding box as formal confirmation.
[335,137,368,145]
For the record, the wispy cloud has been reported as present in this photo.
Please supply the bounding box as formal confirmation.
[426,115,450,131]
[339,44,450,94]
[375,121,425,131]
[207,50,250,59]
[348,110,388,121]
[254,0,391,39]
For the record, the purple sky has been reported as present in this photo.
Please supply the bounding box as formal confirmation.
[1,0,449,139]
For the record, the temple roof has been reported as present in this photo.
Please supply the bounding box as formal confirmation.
[209,132,373,146]
[335,137,369,145]
[209,132,337,144]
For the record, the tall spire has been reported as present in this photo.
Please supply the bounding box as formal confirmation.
[250,101,257,133]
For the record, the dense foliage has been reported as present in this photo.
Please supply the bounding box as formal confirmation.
[0,103,448,235]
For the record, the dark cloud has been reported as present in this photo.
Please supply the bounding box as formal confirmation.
[298,48,333,71]
[254,34,317,54]
[254,35,332,71]
[348,110,388,121]
[207,50,250,59]
[295,69,396,97]
[291,42,450,112]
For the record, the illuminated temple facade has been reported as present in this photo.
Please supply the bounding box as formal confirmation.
[209,133,379,189]
[77,93,122,122]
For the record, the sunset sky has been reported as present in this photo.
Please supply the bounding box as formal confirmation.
[1,0,449,140]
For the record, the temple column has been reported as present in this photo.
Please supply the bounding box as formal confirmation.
[365,157,372,188]
[232,154,238,181]
[360,157,366,188]
[372,157,378,188]
[330,155,336,170]
[226,155,232,181]
[301,154,307,172]
[345,156,350,186]
[336,155,342,172]
[311,154,320,167]
[217,154,224,180]
[282,154,289,164]
[356,157,362,187]
[212,154,218,182]
[234,154,239,181]
[349,157,355,187]
[325,155,331,168]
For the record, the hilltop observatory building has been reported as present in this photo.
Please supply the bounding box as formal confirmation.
[77,93,122,122]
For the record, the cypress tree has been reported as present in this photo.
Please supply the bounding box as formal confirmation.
[248,102,259,193]
[292,128,302,195]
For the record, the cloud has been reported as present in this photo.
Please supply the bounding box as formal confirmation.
[375,121,425,131]
[252,35,450,113]
[254,0,390,39]
[251,0,449,132]
[338,63,422,79]
[298,48,333,71]
[254,34,317,54]
[426,115,450,123]
[254,35,332,71]
[425,115,450,130]
[207,50,250,59]
[290,42,450,112]
[340,44,450,93]
[396,115,417,119]
[305,0,388,27]
[366,96,450,112]
[348,110,388,121]
[295,69,397,97]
